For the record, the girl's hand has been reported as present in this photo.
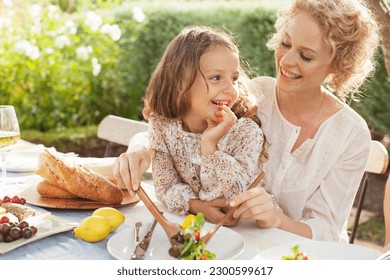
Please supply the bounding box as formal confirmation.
[188,198,238,226]
[201,105,237,156]
[229,187,282,228]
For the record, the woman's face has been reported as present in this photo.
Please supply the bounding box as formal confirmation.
[275,11,333,95]
[183,44,240,132]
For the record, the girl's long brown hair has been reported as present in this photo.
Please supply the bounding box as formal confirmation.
[143,25,268,161]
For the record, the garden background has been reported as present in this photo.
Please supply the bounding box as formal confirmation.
[0,0,389,247]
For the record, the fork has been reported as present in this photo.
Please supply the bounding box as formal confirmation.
[130,219,158,260]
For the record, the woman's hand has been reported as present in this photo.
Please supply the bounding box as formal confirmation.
[201,105,237,156]
[113,144,151,196]
[229,187,282,228]
[230,188,313,239]
[188,198,239,226]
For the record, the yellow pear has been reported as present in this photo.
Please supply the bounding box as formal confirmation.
[73,215,111,242]
[92,207,125,233]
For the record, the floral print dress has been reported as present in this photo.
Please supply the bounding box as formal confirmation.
[148,113,264,215]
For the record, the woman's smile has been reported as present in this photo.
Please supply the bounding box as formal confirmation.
[280,67,302,80]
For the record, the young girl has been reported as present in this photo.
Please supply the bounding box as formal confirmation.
[142,25,267,221]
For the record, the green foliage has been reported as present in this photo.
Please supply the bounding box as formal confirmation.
[22,125,97,144]
[352,49,390,135]
[22,125,110,157]
[355,216,385,246]
[0,2,122,131]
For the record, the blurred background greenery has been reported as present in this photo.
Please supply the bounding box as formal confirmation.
[0,0,388,146]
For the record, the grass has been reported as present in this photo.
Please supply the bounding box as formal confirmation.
[22,125,116,157]
[356,216,386,246]
[22,125,130,158]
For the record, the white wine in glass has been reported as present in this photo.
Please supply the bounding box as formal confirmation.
[0,105,21,190]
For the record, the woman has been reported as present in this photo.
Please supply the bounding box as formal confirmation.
[113,0,380,242]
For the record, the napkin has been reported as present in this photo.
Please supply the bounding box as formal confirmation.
[24,212,53,232]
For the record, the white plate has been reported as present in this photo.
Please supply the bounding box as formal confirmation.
[5,146,78,173]
[0,213,75,254]
[5,154,40,173]
[5,145,45,173]
[254,240,382,260]
[107,221,245,260]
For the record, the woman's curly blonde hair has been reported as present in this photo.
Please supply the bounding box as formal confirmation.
[266,0,381,101]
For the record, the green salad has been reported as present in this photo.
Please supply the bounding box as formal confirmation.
[168,212,216,260]
[281,244,314,260]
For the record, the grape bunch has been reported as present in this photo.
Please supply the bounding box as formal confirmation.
[0,221,37,243]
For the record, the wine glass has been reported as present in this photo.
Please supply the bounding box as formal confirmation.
[0,105,21,192]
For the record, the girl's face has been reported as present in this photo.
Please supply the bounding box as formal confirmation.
[275,11,333,95]
[183,44,240,132]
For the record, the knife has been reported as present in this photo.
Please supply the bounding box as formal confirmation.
[130,219,158,260]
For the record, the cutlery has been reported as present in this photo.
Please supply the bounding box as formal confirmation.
[201,171,266,245]
[136,186,182,244]
[130,219,158,260]
[134,221,142,244]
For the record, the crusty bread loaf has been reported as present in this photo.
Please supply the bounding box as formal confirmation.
[70,157,116,179]
[35,149,123,204]
[37,180,79,199]
[65,157,120,187]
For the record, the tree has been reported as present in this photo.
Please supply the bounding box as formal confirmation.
[367,0,390,80]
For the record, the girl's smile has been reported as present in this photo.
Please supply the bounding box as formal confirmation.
[211,99,232,110]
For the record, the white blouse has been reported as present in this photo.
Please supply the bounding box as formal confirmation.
[250,76,371,242]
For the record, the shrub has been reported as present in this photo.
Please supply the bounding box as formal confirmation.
[0,2,122,131]
[352,49,390,135]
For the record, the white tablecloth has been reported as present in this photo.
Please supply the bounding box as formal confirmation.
[0,170,309,260]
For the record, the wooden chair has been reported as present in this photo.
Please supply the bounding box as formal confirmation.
[97,115,149,157]
[384,172,390,249]
[349,140,389,243]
